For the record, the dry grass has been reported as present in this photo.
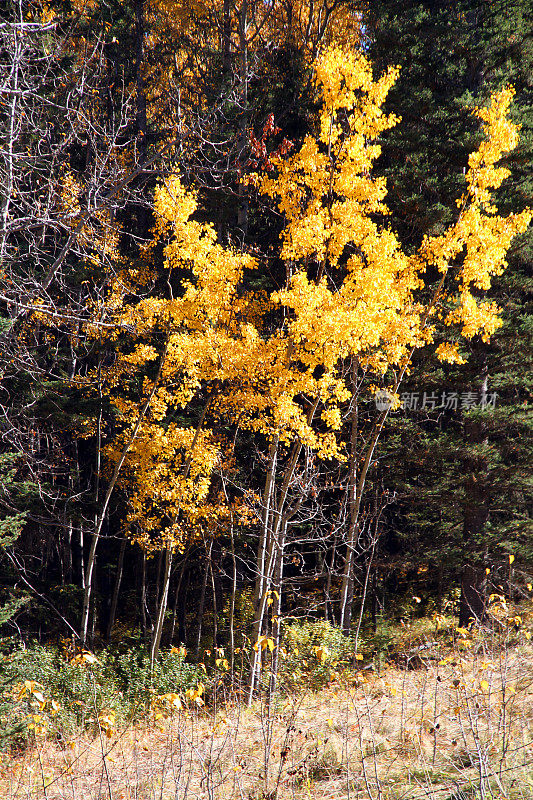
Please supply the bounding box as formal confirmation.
[1,630,532,800]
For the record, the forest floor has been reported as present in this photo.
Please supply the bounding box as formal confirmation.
[1,625,532,800]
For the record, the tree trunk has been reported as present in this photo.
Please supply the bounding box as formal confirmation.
[220,471,238,673]
[460,564,487,627]
[194,540,213,660]
[459,411,490,628]
[353,486,384,652]
[237,0,249,240]
[0,17,20,261]
[140,549,150,641]
[208,548,218,649]
[178,570,190,645]
[248,401,319,704]
[248,437,278,699]
[154,547,163,611]
[340,362,359,633]
[323,530,337,623]
[371,568,378,633]
[229,524,237,673]
[80,336,170,644]
[106,535,127,641]
[151,546,173,671]
[134,0,148,198]
[169,555,188,645]
[222,0,231,77]
[267,520,286,703]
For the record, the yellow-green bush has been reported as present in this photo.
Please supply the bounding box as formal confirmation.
[278,619,354,692]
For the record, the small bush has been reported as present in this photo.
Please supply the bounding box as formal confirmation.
[278,619,353,692]
[0,642,204,750]
[108,644,204,707]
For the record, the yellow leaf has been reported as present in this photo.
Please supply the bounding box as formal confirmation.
[509,554,515,564]
[71,651,99,666]
[82,651,99,664]
[480,680,489,692]
[314,645,330,664]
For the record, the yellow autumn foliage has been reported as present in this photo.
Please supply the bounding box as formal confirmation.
[91,45,530,555]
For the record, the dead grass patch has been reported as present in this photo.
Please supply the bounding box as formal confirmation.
[1,631,532,800]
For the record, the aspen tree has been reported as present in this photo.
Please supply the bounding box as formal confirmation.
[254,46,531,640]
[95,45,529,681]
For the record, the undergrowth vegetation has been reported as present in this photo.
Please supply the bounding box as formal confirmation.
[0,643,204,750]
[0,604,532,799]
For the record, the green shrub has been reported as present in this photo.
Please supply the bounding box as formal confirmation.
[278,619,354,692]
[106,645,204,707]
[0,642,204,749]
[0,676,28,752]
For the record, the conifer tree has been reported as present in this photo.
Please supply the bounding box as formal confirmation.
[0,453,32,631]
[365,0,533,623]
